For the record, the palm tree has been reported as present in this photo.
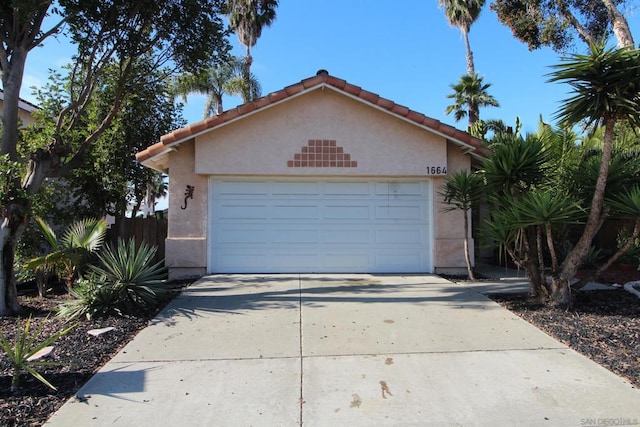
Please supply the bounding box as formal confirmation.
[225,0,278,101]
[24,218,107,291]
[439,170,483,279]
[438,0,485,75]
[547,43,640,306]
[173,57,259,117]
[445,73,499,128]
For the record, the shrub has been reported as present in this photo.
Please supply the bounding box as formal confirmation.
[58,239,169,320]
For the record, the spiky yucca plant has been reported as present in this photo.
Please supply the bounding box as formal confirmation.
[58,239,169,320]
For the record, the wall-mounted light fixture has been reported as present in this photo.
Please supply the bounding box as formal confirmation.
[181,185,194,210]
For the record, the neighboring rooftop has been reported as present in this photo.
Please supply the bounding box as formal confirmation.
[0,88,40,113]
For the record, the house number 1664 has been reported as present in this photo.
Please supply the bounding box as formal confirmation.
[428,166,447,175]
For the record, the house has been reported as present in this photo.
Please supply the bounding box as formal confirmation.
[0,89,39,127]
[136,70,488,279]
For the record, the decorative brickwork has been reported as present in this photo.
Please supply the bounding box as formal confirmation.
[287,139,357,168]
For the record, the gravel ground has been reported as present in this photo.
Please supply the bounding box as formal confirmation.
[1,273,639,426]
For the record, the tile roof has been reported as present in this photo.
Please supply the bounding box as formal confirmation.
[136,70,489,168]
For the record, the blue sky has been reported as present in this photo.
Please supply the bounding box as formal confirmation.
[20,1,640,135]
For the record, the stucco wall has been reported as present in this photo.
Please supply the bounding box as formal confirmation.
[433,142,474,274]
[194,89,448,177]
[166,139,208,279]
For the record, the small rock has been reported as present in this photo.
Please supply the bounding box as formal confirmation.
[87,327,116,337]
[27,346,54,361]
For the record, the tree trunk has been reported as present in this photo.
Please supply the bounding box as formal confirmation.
[463,209,475,280]
[600,0,635,47]
[553,118,616,306]
[521,229,547,302]
[462,29,475,77]
[1,48,28,160]
[0,211,28,316]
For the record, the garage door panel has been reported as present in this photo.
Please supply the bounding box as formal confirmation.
[217,180,269,195]
[273,229,320,243]
[209,178,432,273]
[375,205,423,220]
[375,181,423,196]
[272,181,321,196]
[324,205,370,220]
[272,204,320,219]
[376,228,424,244]
[218,227,269,243]
[324,253,370,269]
[324,181,371,196]
[324,229,370,244]
[217,204,270,219]
[375,253,424,269]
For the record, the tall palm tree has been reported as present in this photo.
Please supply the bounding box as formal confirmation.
[225,0,278,101]
[547,43,640,306]
[173,57,259,117]
[445,73,499,128]
[438,0,485,75]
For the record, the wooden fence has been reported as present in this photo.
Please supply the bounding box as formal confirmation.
[106,217,168,265]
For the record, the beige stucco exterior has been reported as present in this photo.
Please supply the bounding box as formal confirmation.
[158,87,475,279]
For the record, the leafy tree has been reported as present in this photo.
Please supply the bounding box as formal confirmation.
[439,170,483,279]
[225,0,278,102]
[0,0,230,316]
[438,0,485,75]
[547,44,640,306]
[490,0,634,51]
[445,73,499,128]
[173,56,260,117]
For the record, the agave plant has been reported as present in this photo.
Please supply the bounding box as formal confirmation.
[58,239,169,320]
[0,315,76,392]
[24,217,107,291]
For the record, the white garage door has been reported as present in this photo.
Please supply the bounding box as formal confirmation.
[208,178,433,273]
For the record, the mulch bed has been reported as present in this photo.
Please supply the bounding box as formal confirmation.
[1,272,639,426]
[0,281,191,427]
[490,289,640,388]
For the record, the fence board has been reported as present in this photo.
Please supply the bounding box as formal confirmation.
[107,217,168,265]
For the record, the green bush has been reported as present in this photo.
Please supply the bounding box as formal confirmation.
[58,239,169,320]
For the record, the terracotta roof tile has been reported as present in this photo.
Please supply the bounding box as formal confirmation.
[160,133,177,144]
[422,117,441,128]
[253,96,271,109]
[301,75,324,88]
[284,83,304,96]
[376,98,395,109]
[343,83,362,96]
[204,115,224,127]
[359,89,379,104]
[406,110,426,123]
[137,71,487,166]
[236,102,256,116]
[188,121,208,134]
[268,89,288,103]
[391,104,410,116]
[325,76,346,89]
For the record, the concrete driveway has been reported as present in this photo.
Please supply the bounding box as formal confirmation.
[46,275,640,426]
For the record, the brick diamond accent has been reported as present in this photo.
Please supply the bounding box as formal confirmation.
[287,140,357,168]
